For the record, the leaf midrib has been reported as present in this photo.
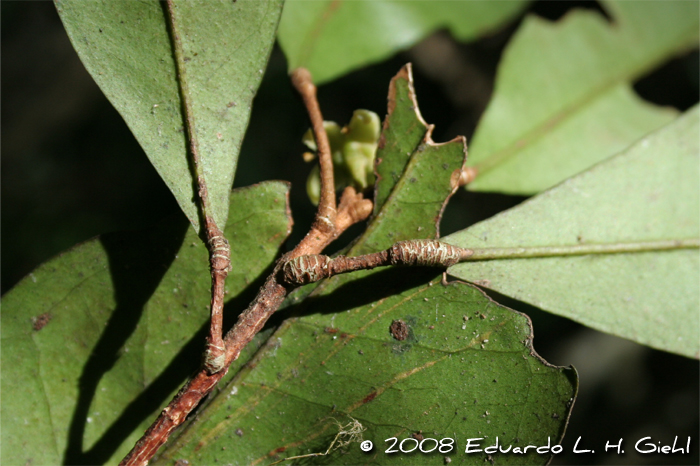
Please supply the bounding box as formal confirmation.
[454,238,700,262]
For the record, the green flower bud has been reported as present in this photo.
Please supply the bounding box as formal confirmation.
[306,165,321,205]
[302,121,343,154]
[346,109,381,143]
[343,140,376,189]
[302,109,381,204]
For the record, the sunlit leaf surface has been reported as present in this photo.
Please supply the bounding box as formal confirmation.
[467,0,697,194]
[448,106,700,358]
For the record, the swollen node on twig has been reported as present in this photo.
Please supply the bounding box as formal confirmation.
[390,240,470,267]
[204,343,226,374]
[282,254,332,286]
[209,235,231,272]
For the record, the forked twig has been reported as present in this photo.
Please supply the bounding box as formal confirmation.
[119,68,372,466]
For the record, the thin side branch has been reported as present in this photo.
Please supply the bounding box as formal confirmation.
[165,0,229,374]
[291,68,337,242]
[204,229,230,373]
[282,240,473,285]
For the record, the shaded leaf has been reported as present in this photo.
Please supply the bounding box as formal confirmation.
[447,106,700,358]
[363,64,466,253]
[55,0,284,230]
[158,276,577,465]
[373,64,430,214]
[155,66,577,465]
[1,182,292,465]
[278,0,528,85]
[467,0,697,194]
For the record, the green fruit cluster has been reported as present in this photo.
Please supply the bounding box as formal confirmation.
[303,109,381,204]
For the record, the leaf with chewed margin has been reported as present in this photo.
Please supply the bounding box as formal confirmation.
[278,0,528,85]
[447,106,700,359]
[467,0,696,195]
[154,66,577,466]
[1,182,292,465]
[55,0,283,231]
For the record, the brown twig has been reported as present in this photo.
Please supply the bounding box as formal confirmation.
[203,226,230,373]
[282,240,473,285]
[291,68,338,255]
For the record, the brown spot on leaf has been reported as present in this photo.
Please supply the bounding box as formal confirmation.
[362,391,378,404]
[412,431,424,441]
[390,319,409,341]
[324,327,338,334]
[32,313,52,331]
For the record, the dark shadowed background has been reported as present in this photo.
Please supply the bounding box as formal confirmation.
[2,1,698,464]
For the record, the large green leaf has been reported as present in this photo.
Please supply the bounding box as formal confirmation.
[467,0,697,195]
[55,0,283,231]
[278,0,528,85]
[154,66,577,465]
[1,182,292,465]
[447,106,700,359]
[158,277,578,465]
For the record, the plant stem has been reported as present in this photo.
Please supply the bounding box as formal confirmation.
[165,0,229,373]
[461,238,700,261]
[291,68,337,247]
[282,240,473,285]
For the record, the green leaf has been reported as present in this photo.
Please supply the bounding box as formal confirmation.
[467,0,697,195]
[158,277,578,465]
[278,0,528,85]
[55,0,284,231]
[352,64,466,256]
[1,182,292,465]
[374,64,430,214]
[446,106,700,359]
[154,66,577,465]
